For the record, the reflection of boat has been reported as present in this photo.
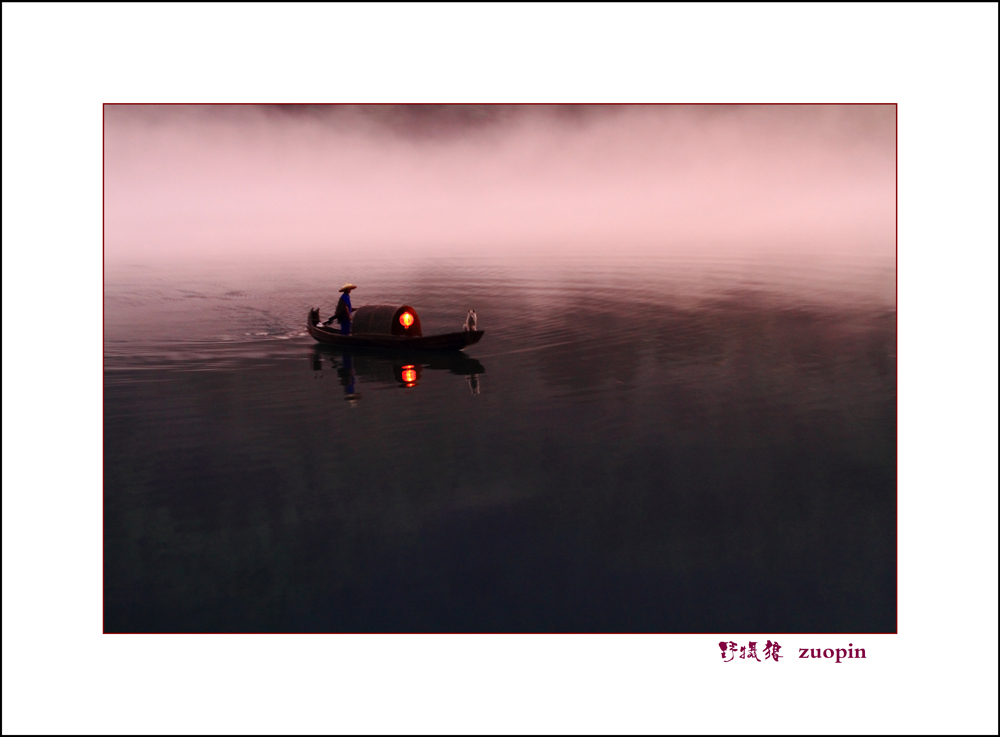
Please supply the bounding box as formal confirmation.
[311,344,486,393]
[308,305,484,351]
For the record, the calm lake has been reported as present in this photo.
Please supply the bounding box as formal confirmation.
[104,251,896,633]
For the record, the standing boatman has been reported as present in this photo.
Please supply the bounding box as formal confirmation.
[324,283,357,334]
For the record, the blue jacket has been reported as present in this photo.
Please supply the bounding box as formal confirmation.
[336,293,353,324]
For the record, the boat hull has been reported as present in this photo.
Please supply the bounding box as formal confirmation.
[307,321,484,351]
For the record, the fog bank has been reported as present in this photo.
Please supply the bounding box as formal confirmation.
[104,104,895,266]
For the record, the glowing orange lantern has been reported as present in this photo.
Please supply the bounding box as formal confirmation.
[399,312,414,329]
[401,365,417,385]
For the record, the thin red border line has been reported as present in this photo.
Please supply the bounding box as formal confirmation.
[102,102,898,636]
[102,103,106,634]
[107,630,896,634]
[895,102,899,636]
[102,102,897,106]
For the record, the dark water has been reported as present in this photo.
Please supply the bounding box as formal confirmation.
[104,253,896,632]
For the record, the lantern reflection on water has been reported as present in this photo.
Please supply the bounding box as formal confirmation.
[400,364,418,386]
[310,345,484,396]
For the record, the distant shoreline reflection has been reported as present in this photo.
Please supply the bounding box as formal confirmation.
[310,345,485,398]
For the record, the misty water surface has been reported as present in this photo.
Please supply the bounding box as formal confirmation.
[104,252,895,632]
[104,104,896,632]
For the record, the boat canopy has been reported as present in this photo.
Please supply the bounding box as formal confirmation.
[351,304,423,337]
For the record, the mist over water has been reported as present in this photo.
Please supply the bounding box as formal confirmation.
[104,104,895,264]
[104,105,896,632]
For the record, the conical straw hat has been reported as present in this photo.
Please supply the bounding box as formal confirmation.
[338,283,357,292]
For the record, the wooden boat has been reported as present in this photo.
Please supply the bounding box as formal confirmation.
[308,305,484,351]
